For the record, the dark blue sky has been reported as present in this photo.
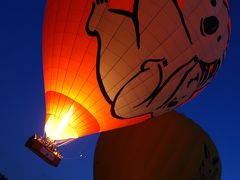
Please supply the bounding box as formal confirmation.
[0,0,239,179]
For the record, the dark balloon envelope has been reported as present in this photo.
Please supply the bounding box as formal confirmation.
[0,173,8,180]
[94,111,221,180]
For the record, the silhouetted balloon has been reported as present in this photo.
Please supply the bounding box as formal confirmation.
[42,0,230,142]
[94,111,221,180]
[0,173,8,180]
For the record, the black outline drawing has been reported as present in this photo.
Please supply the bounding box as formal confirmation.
[172,0,193,44]
[108,0,141,48]
[85,0,229,119]
[193,143,221,180]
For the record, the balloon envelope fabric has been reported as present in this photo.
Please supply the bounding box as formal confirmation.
[94,111,221,180]
[43,0,230,141]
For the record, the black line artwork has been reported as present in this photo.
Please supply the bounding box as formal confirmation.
[85,0,229,119]
[108,0,141,48]
[172,0,193,44]
[193,143,221,180]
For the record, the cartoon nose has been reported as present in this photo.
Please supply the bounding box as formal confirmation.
[203,16,219,35]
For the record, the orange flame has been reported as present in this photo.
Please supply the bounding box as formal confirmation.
[45,105,78,140]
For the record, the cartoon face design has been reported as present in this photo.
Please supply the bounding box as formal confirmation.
[86,0,230,119]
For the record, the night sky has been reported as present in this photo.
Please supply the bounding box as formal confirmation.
[0,0,239,180]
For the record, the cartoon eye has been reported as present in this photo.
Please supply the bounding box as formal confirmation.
[201,16,219,35]
[210,0,217,7]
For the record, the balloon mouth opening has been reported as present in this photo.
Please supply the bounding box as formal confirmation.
[44,105,79,141]
[44,91,100,142]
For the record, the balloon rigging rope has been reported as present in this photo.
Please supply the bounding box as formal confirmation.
[56,139,75,147]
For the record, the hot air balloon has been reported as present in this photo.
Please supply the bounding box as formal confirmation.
[94,111,221,180]
[25,0,230,166]
[0,173,8,180]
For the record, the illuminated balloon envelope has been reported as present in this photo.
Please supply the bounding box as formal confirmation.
[42,0,230,143]
[94,111,221,180]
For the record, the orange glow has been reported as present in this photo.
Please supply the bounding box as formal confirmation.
[43,0,150,142]
[44,92,100,140]
[45,105,76,140]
